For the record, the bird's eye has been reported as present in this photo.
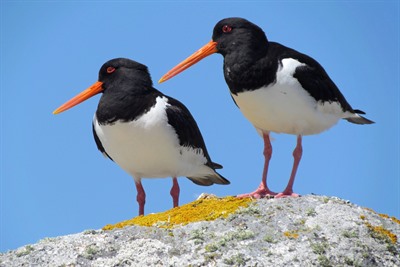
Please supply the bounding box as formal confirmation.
[222,25,232,33]
[107,67,116,74]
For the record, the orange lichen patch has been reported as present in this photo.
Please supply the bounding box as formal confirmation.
[360,215,366,220]
[379,213,389,219]
[390,216,400,225]
[364,207,375,213]
[363,207,400,225]
[378,213,400,225]
[365,222,397,244]
[283,231,299,239]
[103,196,252,230]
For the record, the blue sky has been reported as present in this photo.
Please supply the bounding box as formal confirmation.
[1,1,399,252]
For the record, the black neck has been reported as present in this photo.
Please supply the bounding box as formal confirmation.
[96,83,160,125]
[223,43,277,95]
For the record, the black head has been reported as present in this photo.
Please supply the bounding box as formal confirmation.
[158,17,269,84]
[53,58,154,114]
[212,17,269,56]
[98,58,153,89]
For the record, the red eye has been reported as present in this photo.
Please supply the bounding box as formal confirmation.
[222,25,232,33]
[107,66,115,73]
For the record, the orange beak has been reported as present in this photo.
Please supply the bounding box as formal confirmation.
[159,40,218,83]
[53,81,103,114]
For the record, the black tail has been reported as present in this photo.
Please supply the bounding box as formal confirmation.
[345,110,375,125]
[187,171,230,186]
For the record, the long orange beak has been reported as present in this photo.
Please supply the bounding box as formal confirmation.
[159,40,218,83]
[53,81,103,114]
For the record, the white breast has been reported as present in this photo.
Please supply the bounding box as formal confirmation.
[93,96,214,180]
[232,58,350,136]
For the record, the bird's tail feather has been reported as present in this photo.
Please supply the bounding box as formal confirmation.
[187,171,230,186]
[345,111,375,125]
[211,162,223,169]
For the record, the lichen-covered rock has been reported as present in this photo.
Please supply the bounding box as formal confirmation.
[1,195,399,266]
[103,196,252,230]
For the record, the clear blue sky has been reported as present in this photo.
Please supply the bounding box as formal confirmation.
[1,1,399,252]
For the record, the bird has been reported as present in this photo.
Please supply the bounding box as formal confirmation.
[159,17,374,199]
[53,58,230,216]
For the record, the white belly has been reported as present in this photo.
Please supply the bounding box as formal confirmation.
[93,96,212,180]
[232,58,348,136]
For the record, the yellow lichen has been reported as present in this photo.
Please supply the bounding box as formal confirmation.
[379,213,389,219]
[364,207,375,213]
[365,222,397,244]
[390,216,400,225]
[363,207,400,225]
[103,196,252,230]
[378,213,400,225]
[283,231,299,239]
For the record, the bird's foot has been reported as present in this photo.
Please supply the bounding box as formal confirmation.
[237,184,277,199]
[275,191,300,198]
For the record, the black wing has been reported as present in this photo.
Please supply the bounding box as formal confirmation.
[270,42,355,113]
[293,64,375,124]
[164,96,230,186]
[273,43,374,124]
[92,122,113,161]
[293,61,354,113]
[164,96,222,170]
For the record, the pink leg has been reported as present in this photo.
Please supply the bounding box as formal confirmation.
[275,135,302,198]
[170,177,180,208]
[135,180,146,216]
[237,131,277,198]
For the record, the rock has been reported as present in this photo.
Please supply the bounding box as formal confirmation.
[196,193,218,200]
[1,195,399,266]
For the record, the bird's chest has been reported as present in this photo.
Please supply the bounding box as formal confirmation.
[97,114,178,154]
[93,97,180,177]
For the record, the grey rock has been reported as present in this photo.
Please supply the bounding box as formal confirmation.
[1,195,399,266]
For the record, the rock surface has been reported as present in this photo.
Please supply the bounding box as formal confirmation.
[1,195,399,266]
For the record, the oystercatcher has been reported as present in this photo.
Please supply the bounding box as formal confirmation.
[53,58,229,215]
[159,17,374,198]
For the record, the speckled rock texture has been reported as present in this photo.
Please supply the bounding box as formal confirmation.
[1,195,399,266]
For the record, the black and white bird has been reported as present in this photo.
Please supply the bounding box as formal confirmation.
[159,17,374,198]
[53,58,229,215]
